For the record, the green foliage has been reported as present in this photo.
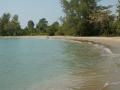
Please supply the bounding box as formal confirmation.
[60,0,98,36]
[47,21,59,36]
[0,13,21,36]
[60,0,118,36]
[36,18,48,33]
[0,13,10,35]
[28,20,34,30]
[116,0,120,35]
[27,20,35,35]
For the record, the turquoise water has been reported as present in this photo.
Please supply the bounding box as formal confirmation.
[0,38,120,90]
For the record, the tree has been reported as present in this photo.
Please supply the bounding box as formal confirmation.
[60,0,98,36]
[1,13,10,25]
[2,14,21,36]
[27,20,34,35]
[90,7,114,36]
[116,0,120,35]
[36,18,48,33]
[60,0,115,36]
[10,15,21,36]
[47,21,59,36]
[0,13,11,35]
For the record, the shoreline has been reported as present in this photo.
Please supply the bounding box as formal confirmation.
[52,36,120,45]
[0,36,120,53]
[0,36,120,45]
[52,36,120,54]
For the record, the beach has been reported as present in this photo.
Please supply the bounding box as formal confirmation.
[1,36,119,51]
[52,36,120,47]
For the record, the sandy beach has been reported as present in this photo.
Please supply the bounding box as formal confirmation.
[52,36,120,46]
[1,36,120,44]
[52,36,120,54]
[0,36,120,53]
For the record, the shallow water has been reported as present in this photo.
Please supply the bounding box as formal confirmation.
[0,38,120,90]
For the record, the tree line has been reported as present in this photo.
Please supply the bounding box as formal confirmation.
[0,13,60,36]
[60,0,120,36]
[0,0,120,36]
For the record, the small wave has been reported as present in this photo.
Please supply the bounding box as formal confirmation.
[93,44,113,54]
[104,82,109,87]
[103,47,113,54]
[99,81,120,90]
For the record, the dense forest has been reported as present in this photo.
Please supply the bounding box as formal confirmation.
[0,0,120,36]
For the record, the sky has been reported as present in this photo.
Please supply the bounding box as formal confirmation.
[0,0,117,28]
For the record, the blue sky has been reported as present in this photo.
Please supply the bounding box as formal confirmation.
[0,0,117,27]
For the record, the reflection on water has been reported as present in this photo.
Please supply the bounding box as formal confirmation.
[0,39,120,90]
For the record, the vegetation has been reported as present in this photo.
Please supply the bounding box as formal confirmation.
[0,13,21,36]
[60,0,118,36]
[0,0,120,36]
